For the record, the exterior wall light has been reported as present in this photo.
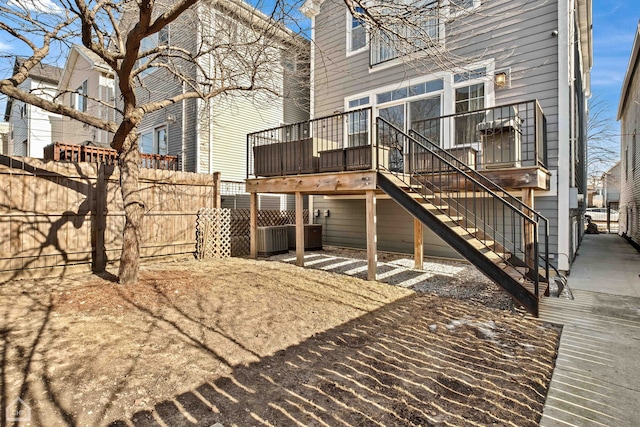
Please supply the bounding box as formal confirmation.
[495,71,508,88]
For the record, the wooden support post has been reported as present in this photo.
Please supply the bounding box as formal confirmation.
[296,192,305,267]
[414,218,423,270]
[212,171,221,208]
[522,188,535,266]
[366,190,377,280]
[250,192,258,259]
[93,163,107,272]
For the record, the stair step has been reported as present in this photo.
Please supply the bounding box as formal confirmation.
[484,251,508,262]
[418,202,450,211]
[435,214,464,223]
[497,263,529,274]
[449,226,478,236]
[464,238,495,251]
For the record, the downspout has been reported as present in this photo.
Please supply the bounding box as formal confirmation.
[209,98,213,174]
[557,0,571,272]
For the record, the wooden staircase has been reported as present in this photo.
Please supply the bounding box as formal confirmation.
[375,118,550,316]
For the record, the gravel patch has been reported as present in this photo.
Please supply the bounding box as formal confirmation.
[269,246,516,312]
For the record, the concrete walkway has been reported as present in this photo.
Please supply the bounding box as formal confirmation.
[539,234,640,427]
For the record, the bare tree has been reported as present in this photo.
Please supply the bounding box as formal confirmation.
[0,0,308,284]
[587,95,619,189]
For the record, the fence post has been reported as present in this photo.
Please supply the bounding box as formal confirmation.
[212,171,221,208]
[93,163,107,272]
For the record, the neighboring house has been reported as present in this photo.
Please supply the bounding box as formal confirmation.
[57,45,115,148]
[602,161,621,210]
[244,0,592,315]
[131,0,310,190]
[618,22,640,247]
[3,58,63,158]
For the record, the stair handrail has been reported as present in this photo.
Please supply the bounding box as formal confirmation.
[376,117,542,295]
[409,129,550,282]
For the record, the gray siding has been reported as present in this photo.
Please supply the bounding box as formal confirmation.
[311,0,571,264]
[619,50,640,245]
[313,197,462,259]
[134,3,309,177]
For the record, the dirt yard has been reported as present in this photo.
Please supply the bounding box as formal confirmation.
[0,256,559,426]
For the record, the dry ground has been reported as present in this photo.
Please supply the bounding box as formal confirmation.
[0,256,559,426]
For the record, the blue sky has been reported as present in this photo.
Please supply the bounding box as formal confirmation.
[591,1,640,124]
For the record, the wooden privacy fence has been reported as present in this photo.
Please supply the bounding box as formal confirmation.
[0,155,220,280]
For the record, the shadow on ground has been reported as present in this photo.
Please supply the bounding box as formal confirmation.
[110,294,558,427]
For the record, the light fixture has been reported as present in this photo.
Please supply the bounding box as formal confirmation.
[494,71,508,88]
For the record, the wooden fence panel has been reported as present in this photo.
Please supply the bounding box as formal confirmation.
[0,155,220,280]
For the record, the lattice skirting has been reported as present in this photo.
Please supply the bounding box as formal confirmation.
[197,209,309,258]
[196,208,232,259]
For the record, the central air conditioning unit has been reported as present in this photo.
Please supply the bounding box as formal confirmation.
[477,106,522,168]
[286,224,323,250]
[256,226,289,256]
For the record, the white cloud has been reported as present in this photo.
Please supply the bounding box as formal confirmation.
[7,0,64,14]
[0,40,12,51]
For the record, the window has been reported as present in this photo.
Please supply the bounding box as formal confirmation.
[410,96,441,145]
[633,132,637,177]
[625,144,629,180]
[140,125,168,155]
[370,1,441,66]
[450,0,481,15]
[348,7,367,53]
[281,53,297,72]
[454,83,484,144]
[72,80,88,112]
[138,27,170,76]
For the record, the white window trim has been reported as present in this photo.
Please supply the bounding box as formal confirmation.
[448,0,482,19]
[368,2,447,71]
[139,124,168,155]
[345,61,496,149]
[346,8,368,57]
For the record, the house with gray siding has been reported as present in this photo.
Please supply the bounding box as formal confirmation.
[618,22,640,248]
[244,0,592,315]
[292,0,591,273]
[131,0,309,208]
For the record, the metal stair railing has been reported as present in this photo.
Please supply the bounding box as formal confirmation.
[376,117,542,297]
[408,129,550,284]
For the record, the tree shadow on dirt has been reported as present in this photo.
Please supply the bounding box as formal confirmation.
[109,294,556,427]
[0,155,114,285]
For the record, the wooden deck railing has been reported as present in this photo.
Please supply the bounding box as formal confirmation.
[44,142,179,170]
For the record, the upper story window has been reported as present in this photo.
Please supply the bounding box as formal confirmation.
[71,80,88,112]
[450,0,481,12]
[140,125,168,155]
[138,27,170,77]
[633,132,637,177]
[370,1,442,66]
[347,7,367,54]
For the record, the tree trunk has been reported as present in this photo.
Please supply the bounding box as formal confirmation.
[117,132,145,285]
